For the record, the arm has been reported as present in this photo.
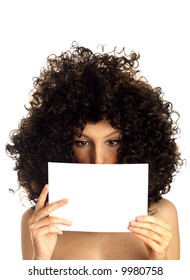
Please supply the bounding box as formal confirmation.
[128,198,180,260]
[21,184,72,260]
[21,208,35,259]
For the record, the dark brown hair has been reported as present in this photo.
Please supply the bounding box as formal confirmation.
[6,42,182,207]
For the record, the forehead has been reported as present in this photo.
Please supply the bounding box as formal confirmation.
[79,119,121,137]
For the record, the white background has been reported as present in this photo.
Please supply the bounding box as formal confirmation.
[0,0,189,276]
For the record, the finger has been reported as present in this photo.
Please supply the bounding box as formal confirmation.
[134,232,160,246]
[128,222,172,247]
[32,225,64,238]
[128,225,165,244]
[34,184,49,215]
[133,233,169,257]
[129,220,170,236]
[135,215,171,231]
[31,198,69,223]
[29,216,72,231]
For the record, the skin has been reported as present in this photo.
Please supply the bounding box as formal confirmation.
[21,119,180,260]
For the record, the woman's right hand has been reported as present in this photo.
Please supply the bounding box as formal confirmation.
[28,184,72,260]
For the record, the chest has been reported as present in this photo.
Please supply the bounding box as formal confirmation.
[51,232,149,260]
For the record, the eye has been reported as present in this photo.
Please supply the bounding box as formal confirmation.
[74,141,89,147]
[106,140,120,146]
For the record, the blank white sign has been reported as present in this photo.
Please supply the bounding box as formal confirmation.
[48,162,148,232]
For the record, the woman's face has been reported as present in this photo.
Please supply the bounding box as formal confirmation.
[73,119,121,164]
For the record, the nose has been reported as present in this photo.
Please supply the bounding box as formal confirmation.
[91,146,106,164]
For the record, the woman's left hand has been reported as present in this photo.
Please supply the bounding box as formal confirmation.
[128,215,173,260]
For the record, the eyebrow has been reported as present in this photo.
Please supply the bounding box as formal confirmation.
[77,131,121,139]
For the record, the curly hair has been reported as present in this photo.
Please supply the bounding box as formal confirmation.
[6,42,182,207]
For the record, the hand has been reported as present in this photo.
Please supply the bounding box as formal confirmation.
[128,215,172,260]
[28,184,72,260]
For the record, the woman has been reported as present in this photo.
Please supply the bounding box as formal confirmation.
[6,43,182,260]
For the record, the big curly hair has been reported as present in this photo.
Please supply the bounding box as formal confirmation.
[6,43,182,207]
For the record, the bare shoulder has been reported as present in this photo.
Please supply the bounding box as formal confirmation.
[22,208,34,223]
[21,208,34,232]
[149,198,178,221]
[21,208,34,260]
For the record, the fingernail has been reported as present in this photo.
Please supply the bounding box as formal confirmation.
[136,216,143,221]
